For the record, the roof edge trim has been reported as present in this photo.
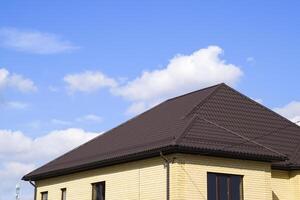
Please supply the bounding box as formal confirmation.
[23,145,286,181]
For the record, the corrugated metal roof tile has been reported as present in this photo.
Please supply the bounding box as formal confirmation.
[23,83,300,181]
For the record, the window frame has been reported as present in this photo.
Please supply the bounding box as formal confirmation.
[207,172,244,200]
[61,188,66,200]
[41,191,48,200]
[91,181,105,200]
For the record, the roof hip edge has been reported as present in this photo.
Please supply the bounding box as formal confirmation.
[172,84,225,144]
[183,83,224,119]
[194,115,287,159]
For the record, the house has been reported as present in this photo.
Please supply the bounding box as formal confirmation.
[23,83,300,200]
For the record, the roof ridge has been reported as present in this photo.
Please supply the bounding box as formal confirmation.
[225,85,300,162]
[289,125,300,163]
[290,142,300,163]
[197,116,287,158]
[173,84,225,143]
[166,83,223,103]
[225,85,300,131]
[183,83,225,119]
[173,115,199,145]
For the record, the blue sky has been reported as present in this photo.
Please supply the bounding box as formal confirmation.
[1,0,300,199]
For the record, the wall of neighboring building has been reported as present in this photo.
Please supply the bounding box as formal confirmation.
[36,157,166,200]
[170,154,273,200]
[271,170,300,200]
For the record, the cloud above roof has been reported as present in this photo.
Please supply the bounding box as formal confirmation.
[0,128,100,200]
[62,46,243,115]
[113,46,243,114]
[0,28,79,54]
[274,101,300,124]
[64,71,118,93]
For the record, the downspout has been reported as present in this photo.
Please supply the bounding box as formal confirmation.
[29,181,37,200]
[160,152,170,200]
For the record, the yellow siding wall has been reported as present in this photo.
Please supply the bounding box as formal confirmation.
[170,154,273,200]
[36,154,300,200]
[290,170,300,200]
[36,157,166,200]
[271,170,300,200]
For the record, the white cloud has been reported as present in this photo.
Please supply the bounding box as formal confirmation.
[0,68,9,88]
[48,85,59,92]
[29,115,103,129]
[0,128,99,161]
[0,162,35,182]
[0,28,79,54]
[274,101,300,124]
[252,98,263,104]
[51,119,72,126]
[26,120,42,130]
[9,74,37,93]
[113,46,243,114]
[0,130,32,155]
[0,128,100,199]
[29,128,99,159]
[61,46,242,115]
[0,162,35,200]
[76,114,103,123]
[126,102,147,116]
[246,57,255,63]
[0,68,37,93]
[5,101,28,109]
[64,71,117,93]
[0,100,29,110]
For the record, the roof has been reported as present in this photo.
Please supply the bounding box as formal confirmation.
[23,83,300,181]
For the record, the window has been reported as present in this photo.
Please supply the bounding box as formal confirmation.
[41,192,48,200]
[208,173,243,200]
[61,188,66,200]
[92,181,105,200]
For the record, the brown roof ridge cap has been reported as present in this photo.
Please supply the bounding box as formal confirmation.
[100,83,224,148]
[226,85,300,131]
[182,83,225,119]
[173,83,225,143]
[121,83,224,125]
[197,116,287,159]
[226,86,300,163]
[173,115,199,145]
[289,137,300,163]
[165,83,224,103]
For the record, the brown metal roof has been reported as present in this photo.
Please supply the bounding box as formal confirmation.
[23,83,300,181]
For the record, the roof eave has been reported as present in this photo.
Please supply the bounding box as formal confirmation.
[271,163,300,171]
[23,145,286,181]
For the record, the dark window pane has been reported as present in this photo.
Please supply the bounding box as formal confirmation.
[61,188,66,200]
[218,175,228,200]
[92,182,105,200]
[41,192,48,200]
[207,173,243,200]
[230,175,241,200]
[208,173,217,200]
